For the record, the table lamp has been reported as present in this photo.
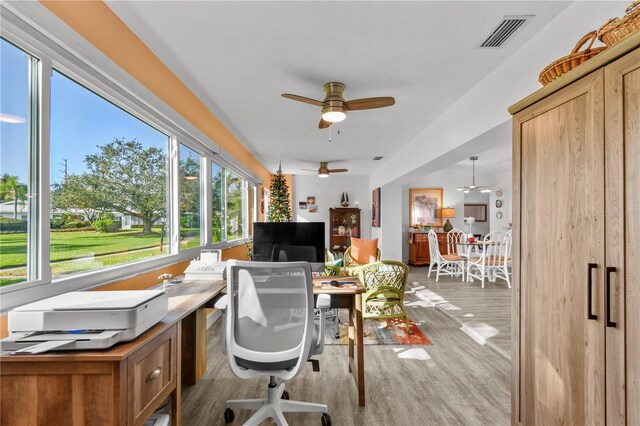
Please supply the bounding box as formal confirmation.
[440,207,456,232]
[465,216,476,236]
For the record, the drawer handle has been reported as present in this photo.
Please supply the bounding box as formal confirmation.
[146,367,162,383]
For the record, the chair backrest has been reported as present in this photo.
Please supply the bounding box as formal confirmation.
[225,260,315,381]
[427,229,443,262]
[358,261,409,299]
[271,244,317,262]
[343,246,381,267]
[446,228,467,255]
[484,231,511,267]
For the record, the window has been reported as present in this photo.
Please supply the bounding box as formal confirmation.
[226,170,245,241]
[179,144,202,249]
[211,162,223,243]
[0,20,258,308]
[49,70,171,279]
[0,39,37,287]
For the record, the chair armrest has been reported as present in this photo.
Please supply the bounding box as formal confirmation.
[316,293,331,310]
[214,294,228,310]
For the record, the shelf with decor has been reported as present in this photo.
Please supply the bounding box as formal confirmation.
[329,208,360,256]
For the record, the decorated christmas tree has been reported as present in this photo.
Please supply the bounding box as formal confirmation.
[267,162,292,222]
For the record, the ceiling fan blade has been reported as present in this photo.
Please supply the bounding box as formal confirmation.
[319,118,332,129]
[328,169,348,173]
[345,97,395,111]
[301,168,317,172]
[281,93,324,107]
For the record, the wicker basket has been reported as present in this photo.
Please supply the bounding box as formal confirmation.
[598,1,640,46]
[538,31,606,86]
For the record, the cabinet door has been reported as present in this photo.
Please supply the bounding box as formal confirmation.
[417,240,430,262]
[513,70,605,425]
[605,46,640,426]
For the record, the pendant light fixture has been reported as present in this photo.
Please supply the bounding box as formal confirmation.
[457,156,492,193]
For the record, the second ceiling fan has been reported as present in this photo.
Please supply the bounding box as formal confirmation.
[282,82,395,129]
[302,161,348,178]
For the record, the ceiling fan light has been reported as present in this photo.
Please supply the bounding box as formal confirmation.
[318,172,329,178]
[469,185,476,189]
[322,110,346,123]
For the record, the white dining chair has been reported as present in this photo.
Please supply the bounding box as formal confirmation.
[427,230,464,281]
[466,231,511,288]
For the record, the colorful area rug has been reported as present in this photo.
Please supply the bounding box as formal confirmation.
[324,309,432,345]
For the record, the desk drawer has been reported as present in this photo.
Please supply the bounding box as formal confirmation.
[128,325,177,425]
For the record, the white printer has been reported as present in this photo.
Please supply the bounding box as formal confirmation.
[1,290,168,354]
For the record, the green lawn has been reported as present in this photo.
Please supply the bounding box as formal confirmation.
[0,227,201,270]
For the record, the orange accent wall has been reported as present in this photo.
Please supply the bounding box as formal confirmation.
[39,0,271,187]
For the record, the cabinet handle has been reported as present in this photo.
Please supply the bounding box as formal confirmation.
[146,367,162,383]
[606,267,617,328]
[587,263,598,320]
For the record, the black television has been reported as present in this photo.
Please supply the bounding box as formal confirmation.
[253,222,325,262]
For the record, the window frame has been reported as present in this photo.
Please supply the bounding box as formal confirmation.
[0,5,260,311]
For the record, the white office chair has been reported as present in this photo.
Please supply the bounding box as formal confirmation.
[215,260,332,426]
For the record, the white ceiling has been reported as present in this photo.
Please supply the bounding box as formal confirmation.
[106,1,572,176]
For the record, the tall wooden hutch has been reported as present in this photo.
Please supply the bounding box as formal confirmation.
[329,208,360,256]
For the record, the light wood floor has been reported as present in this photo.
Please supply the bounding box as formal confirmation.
[408,266,511,359]
[178,267,511,425]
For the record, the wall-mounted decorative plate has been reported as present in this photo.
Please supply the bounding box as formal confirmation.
[496,211,503,219]
[495,188,503,197]
[496,199,503,208]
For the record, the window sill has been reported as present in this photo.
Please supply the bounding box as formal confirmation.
[0,239,251,314]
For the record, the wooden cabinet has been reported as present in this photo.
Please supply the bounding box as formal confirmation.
[329,208,360,255]
[510,40,640,426]
[408,232,446,266]
[0,324,179,426]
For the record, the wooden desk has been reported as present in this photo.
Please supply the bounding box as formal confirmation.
[0,279,225,426]
[313,276,366,407]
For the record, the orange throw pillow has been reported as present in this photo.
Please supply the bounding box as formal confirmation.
[350,238,378,264]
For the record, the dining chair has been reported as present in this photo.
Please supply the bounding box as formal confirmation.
[466,231,511,288]
[427,229,464,281]
[445,228,467,281]
[486,229,512,288]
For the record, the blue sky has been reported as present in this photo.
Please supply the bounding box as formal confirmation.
[1,38,170,187]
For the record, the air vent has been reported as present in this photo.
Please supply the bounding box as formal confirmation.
[373,156,383,161]
[478,16,532,48]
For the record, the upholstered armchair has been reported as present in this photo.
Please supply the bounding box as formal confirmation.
[358,261,411,334]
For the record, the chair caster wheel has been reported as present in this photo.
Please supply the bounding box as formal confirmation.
[224,408,235,423]
[281,390,290,400]
[321,412,332,426]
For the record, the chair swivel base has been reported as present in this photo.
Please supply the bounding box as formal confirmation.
[223,377,331,426]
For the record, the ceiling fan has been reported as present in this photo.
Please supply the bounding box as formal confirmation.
[302,161,348,178]
[282,82,395,129]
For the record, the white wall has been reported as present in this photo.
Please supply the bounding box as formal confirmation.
[292,174,371,249]
[370,184,403,261]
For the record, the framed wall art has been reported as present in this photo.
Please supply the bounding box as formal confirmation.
[372,187,381,227]
[409,188,443,227]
